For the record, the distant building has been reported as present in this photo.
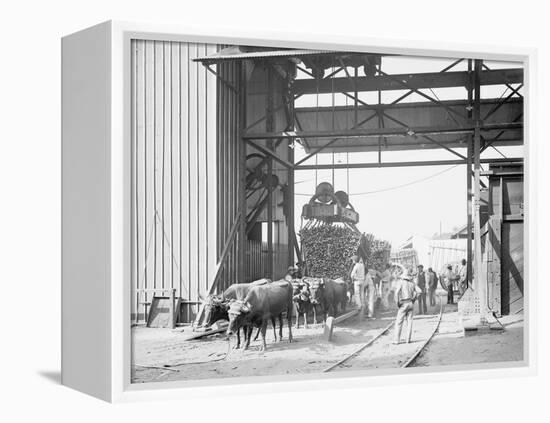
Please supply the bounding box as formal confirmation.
[392,232,467,274]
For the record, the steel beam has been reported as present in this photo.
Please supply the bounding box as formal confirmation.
[293,111,380,166]
[245,139,294,169]
[466,59,473,287]
[380,111,467,160]
[294,157,522,170]
[243,122,523,140]
[293,68,523,95]
[483,83,523,121]
[286,70,296,268]
[238,63,247,282]
[377,70,467,123]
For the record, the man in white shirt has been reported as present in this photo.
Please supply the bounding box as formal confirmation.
[350,255,366,313]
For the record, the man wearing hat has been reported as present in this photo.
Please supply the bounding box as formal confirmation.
[394,270,420,344]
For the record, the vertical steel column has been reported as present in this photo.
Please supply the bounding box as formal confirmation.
[287,65,296,268]
[266,65,274,279]
[473,59,488,322]
[466,59,473,287]
[238,62,247,282]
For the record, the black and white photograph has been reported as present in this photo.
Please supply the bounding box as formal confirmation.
[128,41,525,384]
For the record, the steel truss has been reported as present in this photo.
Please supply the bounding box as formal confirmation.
[196,50,524,311]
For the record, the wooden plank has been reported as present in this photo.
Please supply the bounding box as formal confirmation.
[502,221,524,315]
[182,322,228,341]
[333,309,359,325]
[324,310,359,341]
[147,296,181,328]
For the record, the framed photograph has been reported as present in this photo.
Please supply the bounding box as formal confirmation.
[61,21,536,402]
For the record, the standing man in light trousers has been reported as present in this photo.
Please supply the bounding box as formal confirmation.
[394,270,420,344]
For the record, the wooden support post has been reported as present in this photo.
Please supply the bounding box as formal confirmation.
[324,310,359,341]
[169,288,176,329]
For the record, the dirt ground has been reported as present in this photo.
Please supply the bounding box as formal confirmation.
[413,305,524,367]
[131,294,524,384]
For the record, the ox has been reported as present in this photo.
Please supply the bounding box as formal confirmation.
[307,277,347,324]
[202,278,272,348]
[226,280,294,351]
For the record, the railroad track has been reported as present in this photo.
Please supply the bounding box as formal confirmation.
[323,298,444,372]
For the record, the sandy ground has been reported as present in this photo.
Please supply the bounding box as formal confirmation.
[413,305,524,367]
[131,294,523,384]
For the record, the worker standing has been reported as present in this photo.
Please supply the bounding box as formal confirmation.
[365,269,376,318]
[350,255,366,314]
[393,270,420,344]
[427,267,438,307]
[380,263,392,309]
[443,265,457,304]
[458,259,468,295]
[415,265,427,314]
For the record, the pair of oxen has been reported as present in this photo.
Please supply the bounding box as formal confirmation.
[201,276,348,351]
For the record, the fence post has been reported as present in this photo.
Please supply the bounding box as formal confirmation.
[169,288,176,329]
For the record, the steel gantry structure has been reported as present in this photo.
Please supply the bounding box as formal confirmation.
[195,47,523,322]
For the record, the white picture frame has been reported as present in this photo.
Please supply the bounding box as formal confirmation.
[61,20,538,403]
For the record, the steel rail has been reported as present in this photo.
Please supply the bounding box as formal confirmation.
[401,298,444,368]
[322,320,394,372]
[323,298,444,373]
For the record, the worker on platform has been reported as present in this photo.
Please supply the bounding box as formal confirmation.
[350,255,366,314]
[393,270,421,344]
[458,259,468,296]
[426,267,439,307]
[415,265,427,314]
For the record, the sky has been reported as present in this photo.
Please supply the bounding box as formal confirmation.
[289,55,523,248]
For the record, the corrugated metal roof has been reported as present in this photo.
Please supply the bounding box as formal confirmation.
[193,48,341,63]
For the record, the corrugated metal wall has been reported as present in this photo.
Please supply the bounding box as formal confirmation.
[215,60,243,291]
[131,40,218,322]
[131,42,298,322]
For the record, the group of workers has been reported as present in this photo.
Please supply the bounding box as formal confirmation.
[350,255,469,345]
